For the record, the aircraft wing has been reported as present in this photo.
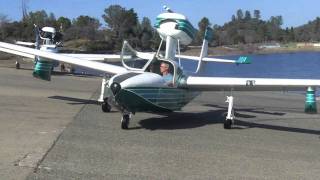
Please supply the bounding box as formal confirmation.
[0,42,127,74]
[176,55,251,64]
[0,47,35,59]
[60,54,121,61]
[186,76,320,91]
[15,41,36,46]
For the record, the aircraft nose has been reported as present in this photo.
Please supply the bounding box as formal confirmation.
[110,82,121,95]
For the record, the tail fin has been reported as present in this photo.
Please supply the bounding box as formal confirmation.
[195,27,213,73]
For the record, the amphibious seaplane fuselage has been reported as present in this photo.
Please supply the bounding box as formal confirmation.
[106,71,200,114]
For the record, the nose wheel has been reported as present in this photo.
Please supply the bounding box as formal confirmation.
[15,61,20,69]
[101,101,111,112]
[121,113,131,129]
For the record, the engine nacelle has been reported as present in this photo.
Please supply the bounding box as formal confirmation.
[155,12,196,45]
[33,58,53,81]
[32,46,57,81]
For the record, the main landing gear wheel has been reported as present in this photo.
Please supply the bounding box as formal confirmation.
[121,114,130,129]
[101,102,111,112]
[15,61,20,69]
[224,119,232,129]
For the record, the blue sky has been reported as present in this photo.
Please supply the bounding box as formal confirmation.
[0,0,319,28]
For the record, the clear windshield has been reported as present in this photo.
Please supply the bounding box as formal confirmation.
[121,41,155,70]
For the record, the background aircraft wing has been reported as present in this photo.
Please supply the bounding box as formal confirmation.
[60,54,121,61]
[186,76,320,91]
[0,42,127,75]
[15,41,36,46]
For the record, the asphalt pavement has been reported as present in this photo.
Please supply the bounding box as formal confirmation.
[26,83,320,179]
[0,61,319,179]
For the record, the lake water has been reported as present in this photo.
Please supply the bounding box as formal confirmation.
[76,51,320,79]
[75,51,320,96]
[182,52,320,79]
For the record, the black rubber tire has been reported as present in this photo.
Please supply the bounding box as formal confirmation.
[101,102,111,112]
[15,62,20,69]
[224,119,232,129]
[121,114,130,129]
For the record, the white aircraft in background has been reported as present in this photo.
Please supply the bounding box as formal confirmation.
[0,6,319,129]
[14,25,119,69]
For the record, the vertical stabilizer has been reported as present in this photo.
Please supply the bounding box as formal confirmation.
[195,27,213,73]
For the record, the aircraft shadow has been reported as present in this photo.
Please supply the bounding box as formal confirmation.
[235,119,320,135]
[51,71,100,78]
[204,104,286,116]
[138,110,244,130]
[137,106,320,135]
[48,96,100,105]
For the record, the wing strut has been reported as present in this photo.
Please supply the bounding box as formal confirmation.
[225,95,235,129]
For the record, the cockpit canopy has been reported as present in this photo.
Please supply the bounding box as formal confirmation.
[121,41,155,71]
[39,27,63,45]
[120,41,186,87]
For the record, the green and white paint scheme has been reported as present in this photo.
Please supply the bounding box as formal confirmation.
[0,6,320,130]
[305,86,317,113]
[33,45,58,81]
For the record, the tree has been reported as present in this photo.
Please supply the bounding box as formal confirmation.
[231,15,236,22]
[267,16,283,41]
[47,12,56,27]
[0,14,9,27]
[21,0,29,20]
[0,14,10,40]
[102,5,138,49]
[195,17,210,45]
[57,17,71,31]
[314,17,320,33]
[67,15,100,40]
[236,9,244,20]
[140,17,153,50]
[73,15,100,28]
[244,11,251,21]
[254,10,261,20]
[27,10,49,26]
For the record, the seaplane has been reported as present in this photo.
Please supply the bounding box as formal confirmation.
[14,25,62,69]
[0,6,319,129]
[14,25,115,70]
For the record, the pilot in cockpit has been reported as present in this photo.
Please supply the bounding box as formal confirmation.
[160,62,173,86]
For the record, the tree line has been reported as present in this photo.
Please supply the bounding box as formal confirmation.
[1,6,320,52]
[0,5,160,52]
[206,9,320,46]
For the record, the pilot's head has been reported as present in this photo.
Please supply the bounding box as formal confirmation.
[160,62,170,75]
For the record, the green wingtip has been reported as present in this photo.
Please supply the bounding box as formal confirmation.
[33,60,52,81]
[305,87,317,113]
[236,56,251,64]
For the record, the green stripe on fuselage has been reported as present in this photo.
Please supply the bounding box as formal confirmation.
[154,18,196,39]
[115,87,199,113]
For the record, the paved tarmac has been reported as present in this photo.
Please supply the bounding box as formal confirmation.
[24,82,320,178]
[0,62,320,179]
[0,65,100,180]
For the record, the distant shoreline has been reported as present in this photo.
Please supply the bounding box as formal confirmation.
[182,45,320,57]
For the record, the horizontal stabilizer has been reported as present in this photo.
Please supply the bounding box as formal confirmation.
[236,56,251,64]
[176,55,251,64]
